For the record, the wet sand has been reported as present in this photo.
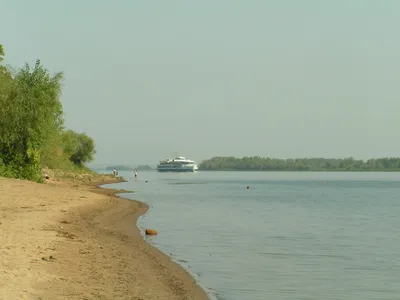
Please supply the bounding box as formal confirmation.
[0,174,208,300]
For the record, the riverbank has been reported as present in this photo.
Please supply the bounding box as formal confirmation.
[0,174,208,300]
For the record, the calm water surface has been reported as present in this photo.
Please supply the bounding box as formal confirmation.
[104,171,400,300]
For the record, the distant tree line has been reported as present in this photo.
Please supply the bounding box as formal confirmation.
[135,164,153,171]
[0,45,96,181]
[198,156,400,171]
[106,165,135,171]
[105,165,153,171]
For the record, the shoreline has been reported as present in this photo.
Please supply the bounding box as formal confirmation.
[93,177,210,299]
[0,174,208,300]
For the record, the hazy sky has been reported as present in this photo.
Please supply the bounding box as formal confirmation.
[2,0,400,165]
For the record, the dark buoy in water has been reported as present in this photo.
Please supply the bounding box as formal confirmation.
[145,180,148,183]
[247,186,250,189]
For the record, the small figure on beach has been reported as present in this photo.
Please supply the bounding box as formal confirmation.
[135,169,138,180]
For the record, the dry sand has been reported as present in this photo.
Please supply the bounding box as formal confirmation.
[0,174,208,300]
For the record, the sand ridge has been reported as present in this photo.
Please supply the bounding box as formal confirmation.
[0,175,208,300]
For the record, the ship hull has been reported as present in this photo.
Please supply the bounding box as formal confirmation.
[156,168,197,172]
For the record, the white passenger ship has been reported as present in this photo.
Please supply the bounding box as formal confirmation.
[157,156,198,172]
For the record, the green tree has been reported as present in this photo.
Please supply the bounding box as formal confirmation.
[61,130,96,166]
[0,59,64,181]
[0,45,4,62]
[0,45,99,180]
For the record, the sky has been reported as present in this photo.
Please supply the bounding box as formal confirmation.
[2,0,400,165]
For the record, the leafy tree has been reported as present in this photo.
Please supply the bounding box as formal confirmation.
[60,130,79,159]
[61,130,96,166]
[0,45,98,181]
[0,59,64,180]
[0,44,4,62]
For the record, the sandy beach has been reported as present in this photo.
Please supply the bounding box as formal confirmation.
[0,174,208,300]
